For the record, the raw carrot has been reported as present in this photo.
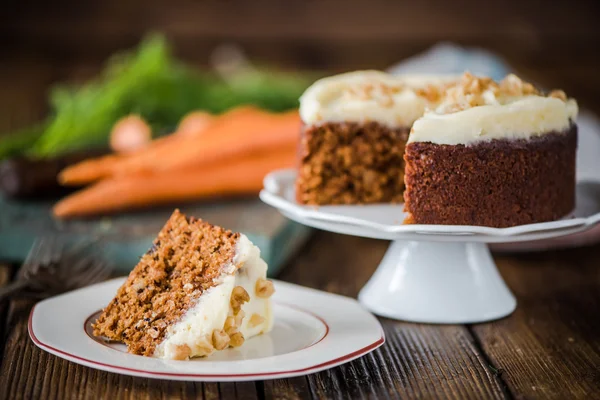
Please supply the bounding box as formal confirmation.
[58,131,194,185]
[108,106,291,176]
[53,145,296,218]
[58,153,120,186]
[154,108,300,172]
[58,106,268,185]
[58,110,222,185]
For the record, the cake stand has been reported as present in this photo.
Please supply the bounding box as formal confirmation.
[259,169,600,324]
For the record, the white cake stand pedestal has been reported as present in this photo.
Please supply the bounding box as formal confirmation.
[260,169,600,324]
[358,240,513,323]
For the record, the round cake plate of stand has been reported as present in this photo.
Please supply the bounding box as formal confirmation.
[260,169,600,324]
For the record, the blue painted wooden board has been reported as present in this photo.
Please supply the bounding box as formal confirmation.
[0,196,311,276]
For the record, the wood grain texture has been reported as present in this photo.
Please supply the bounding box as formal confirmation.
[0,264,11,358]
[471,246,600,400]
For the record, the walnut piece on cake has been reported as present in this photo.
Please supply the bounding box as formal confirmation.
[434,72,572,115]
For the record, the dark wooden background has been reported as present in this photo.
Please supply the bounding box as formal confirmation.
[2,0,600,129]
[1,1,600,399]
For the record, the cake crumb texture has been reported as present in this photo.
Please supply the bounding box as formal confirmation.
[403,127,577,227]
[296,122,409,204]
[93,209,240,356]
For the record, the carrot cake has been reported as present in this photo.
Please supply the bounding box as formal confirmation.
[403,73,578,227]
[295,71,578,228]
[93,209,275,360]
[296,70,457,205]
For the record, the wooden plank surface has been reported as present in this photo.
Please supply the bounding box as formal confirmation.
[0,264,11,358]
[471,247,600,399]
[2,234,597,399]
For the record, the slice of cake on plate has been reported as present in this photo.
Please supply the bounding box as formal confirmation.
[296,70,457,205]
[93,209,275,360]
[403,73,578,227]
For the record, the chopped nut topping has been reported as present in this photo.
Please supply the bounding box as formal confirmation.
[549,90,567,101]
[229,332,245,348]
[248,313,266,328]
[193,336,214,357]
[234,309,246,327]
[377,95,394,108]
[433,72,569,115]
[415,84,444,103]
[255,278,275,299]
[224,316,236,335]
[212,329,230,350]
[499,74,539,97]
[171,344,191,360]
[230,286,250,311]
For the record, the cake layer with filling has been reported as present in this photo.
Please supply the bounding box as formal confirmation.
[93,210,274,359]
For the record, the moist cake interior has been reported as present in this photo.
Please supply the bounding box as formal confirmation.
[296,121,409,204]
[93,210,241,356]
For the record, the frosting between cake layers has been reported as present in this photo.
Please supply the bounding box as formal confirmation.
[408,96,579,145]
[154,234,273,360]
[299,70,457,127]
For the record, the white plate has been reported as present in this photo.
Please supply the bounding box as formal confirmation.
[29,278,384,381]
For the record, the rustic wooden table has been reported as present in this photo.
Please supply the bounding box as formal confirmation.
[1,3,600,394]
[1,231,600,399]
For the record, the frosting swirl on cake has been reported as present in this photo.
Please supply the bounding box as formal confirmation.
[408,73,578,145]
[299,70,457,127]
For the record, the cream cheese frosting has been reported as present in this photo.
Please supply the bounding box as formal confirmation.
[409,96,578,145]
[299,70,457,127]
[154,234,273,360]
[408,74,578,145]
[300,71,578,146]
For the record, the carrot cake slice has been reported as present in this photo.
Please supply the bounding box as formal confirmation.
[403,73,578,227]
[93,209,275,360]
[296,70,457,205]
